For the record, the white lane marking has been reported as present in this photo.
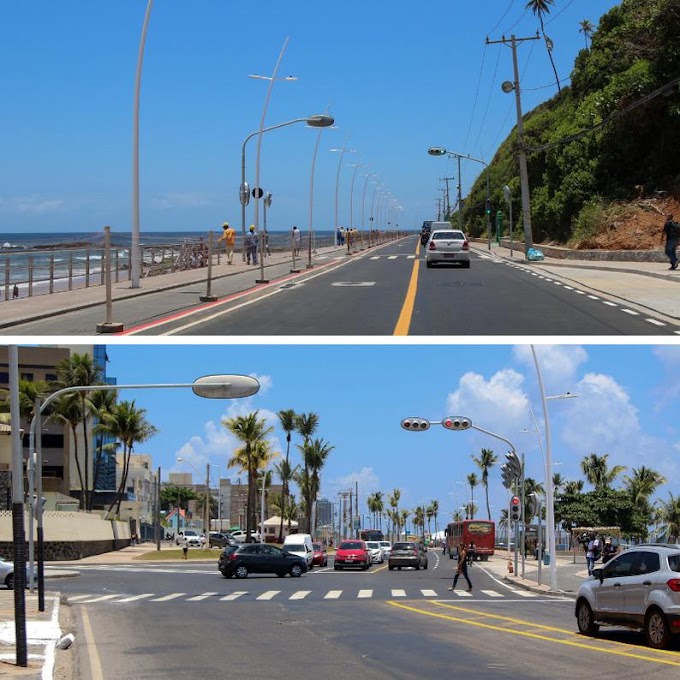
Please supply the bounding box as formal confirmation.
[454,590,473,597]
[370,256,380,260]
[481,590,504,598]
[621,308,639,315]
[256,591,280,601]
[603,301,617,306]
[66,594,92,602]
[388,255,398,260]
[115,593,154,603]
[220,591,248,601]
[186,592,218,601]
[77,594,121,603]
[331,281,376,287]
[575,290,586,295]
[150,593,186,602]
[357,590,373,598]
[587,295,600,300]
[324,590,343,599]
[421,589,437,597]
[646,318,666,326]
[407,255,415,259]
[513,590,538,597]
[391,589,406,597]
[289,591,311,600]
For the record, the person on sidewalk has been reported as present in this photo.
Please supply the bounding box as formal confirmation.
[218,222,236,264]
[661,213,680,270]
[291,225,301,256]
[586,531,600,575]
[449,544,473,592]
[181,537,189,560]
[245,225,259,265]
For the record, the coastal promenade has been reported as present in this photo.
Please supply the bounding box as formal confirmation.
[2,237,680,332]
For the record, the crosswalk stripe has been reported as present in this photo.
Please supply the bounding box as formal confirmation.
[357,590,373,599]
[391,589,406,597]
[78,594,121,603]
[407,255,415,259]
[454,591,473,597]
[67,595,92,602]
[324,590,343,599]
[115,593,154,603]
[257,591,280,601]
[150,593,186,602]
[289,591,311,600]
[513,590,537,597]
[220,591,248,601]
[186,592,218,602]
[388,255,397,260]
[421,590,437,597]
[481,590,503,598]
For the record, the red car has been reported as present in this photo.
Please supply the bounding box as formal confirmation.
[333,540,371,571]
[312,543,328,567]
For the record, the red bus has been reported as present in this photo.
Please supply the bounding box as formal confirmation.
[359,529,384,542]
[444,520,495,561]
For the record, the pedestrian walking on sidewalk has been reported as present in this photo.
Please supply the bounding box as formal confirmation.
[218,222,236,264]
[449,544,473,592]
[661,213,680,270]
[291,225,301,256]
[181,537,189,560]
[245,225,259,265]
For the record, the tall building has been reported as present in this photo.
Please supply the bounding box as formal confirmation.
[316,498,333,528]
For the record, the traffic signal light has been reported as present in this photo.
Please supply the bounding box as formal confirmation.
[505,451,523,480]
[401,417,430,431]
[500,464,514,489]
[441,416,472,430]
[485,198,492,215]
[510,496,521,522]
[528,493,540,519]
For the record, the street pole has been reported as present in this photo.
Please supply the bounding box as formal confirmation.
[204,462,210,549]
[155,466,161,551]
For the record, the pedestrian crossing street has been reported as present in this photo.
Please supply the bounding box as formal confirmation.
[66,586,547,605]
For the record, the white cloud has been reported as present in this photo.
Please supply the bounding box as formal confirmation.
[324,467,380,500]
[513,345,588,390]
[252,373,272,394]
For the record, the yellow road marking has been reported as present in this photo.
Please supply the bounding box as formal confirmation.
[393,241,421,335]
[80,606,105,680]
[386,601,680,667]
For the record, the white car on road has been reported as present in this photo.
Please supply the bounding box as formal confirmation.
[366,541,385,564]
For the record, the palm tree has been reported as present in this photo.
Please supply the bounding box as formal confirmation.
[102,400,157,516]
[472,448,498,520]
[467,473,478,519]
[224,411,273,541]
[430,499,439,539]
[499,508,509,543]
[579,19,595,49]
[426,504,434,538]
[580,453,626,491]
[659,493,680,543]
[273,456,298,537]
[563,479,584,496]
[526,0,561,94]
[276,409,297,541]
[55,353,104,503]
[388,489,401,541]
[552,472,565,495]
[453,509,465,522]
[624,466,666,507]
[399,509,410,537]
[413,506,425,539]
[300,437,334,535]
[295,412,319,532]
[160,484,198,533]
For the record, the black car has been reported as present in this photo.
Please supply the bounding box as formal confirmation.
[209,532,236,549]
[218,543,308,579]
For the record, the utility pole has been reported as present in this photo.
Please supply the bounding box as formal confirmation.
[486,32,540,259]
[440,177,455,219]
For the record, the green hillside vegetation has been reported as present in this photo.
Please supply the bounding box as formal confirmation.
[462,0,680,246]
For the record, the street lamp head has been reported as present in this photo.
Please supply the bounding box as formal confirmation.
[306,114,334,128]
[191,375,260,399]
[428,147,448,156]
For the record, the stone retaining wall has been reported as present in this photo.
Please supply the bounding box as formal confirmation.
[473,238,666,262]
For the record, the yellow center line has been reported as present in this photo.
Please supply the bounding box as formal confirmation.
[386,601,680,667]
[393,241,421,336]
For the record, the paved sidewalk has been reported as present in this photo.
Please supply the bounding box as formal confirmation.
[0,243,353,331]
[477,242,680,322]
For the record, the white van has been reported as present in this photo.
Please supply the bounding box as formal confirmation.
[283,534,314,568]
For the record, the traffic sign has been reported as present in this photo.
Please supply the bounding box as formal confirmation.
[239,182,250,207]
[252,187,264,199]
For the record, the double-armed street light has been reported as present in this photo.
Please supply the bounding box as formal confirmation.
[240,114,335,283]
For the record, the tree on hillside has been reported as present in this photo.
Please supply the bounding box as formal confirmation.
[526,0,561,94]
[579,19,595,49]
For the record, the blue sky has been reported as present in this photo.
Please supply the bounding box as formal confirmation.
[1,0,620,234]
[99,343,680,528]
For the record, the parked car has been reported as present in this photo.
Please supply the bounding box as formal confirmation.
[425,229,470,268]
[575,544,680,649]
[230,530,260,543]
[379,541,392,559]
[218,543,307,579]
[0,558,15,589]
[365,541,384,564]
[388,541,429,570]
[333,540,371,571]
[208,532,236,549]
[312,543,328,567]
[175,530,205,547]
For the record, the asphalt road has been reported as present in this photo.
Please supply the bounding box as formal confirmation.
[53,553,680,679]
[6,237,677,336]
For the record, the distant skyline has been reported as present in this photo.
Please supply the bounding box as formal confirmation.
[73,342,680,528]
[1,1,620,234]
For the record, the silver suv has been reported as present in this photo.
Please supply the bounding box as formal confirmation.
[575,544,680,649]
